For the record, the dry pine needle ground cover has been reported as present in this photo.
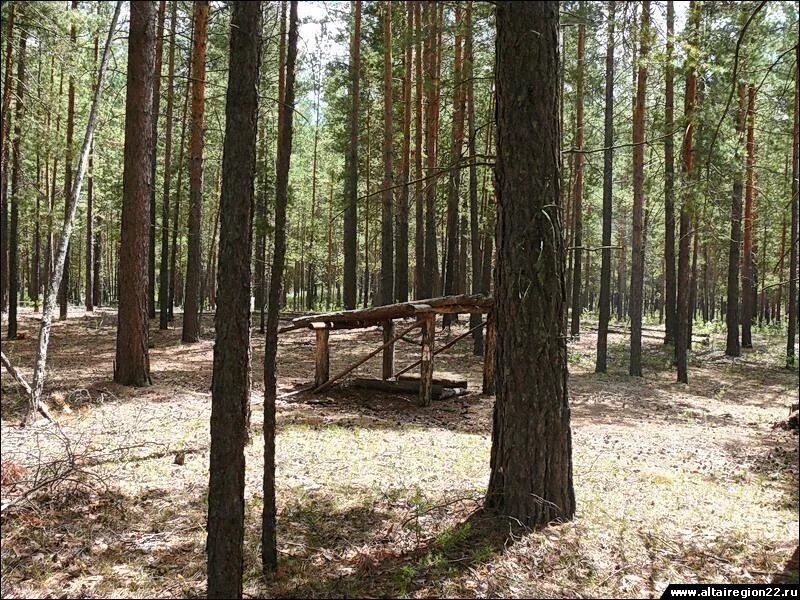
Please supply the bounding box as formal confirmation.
[1,306,798,598]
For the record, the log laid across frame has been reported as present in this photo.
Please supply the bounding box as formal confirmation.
[279,295,495,405]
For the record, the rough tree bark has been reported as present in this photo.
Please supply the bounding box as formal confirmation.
[29,2,122,421]
[206,3,261,596]
[595,0,615,373]
[263,1,298,575]
[343,0,361,309]
[114,0,156,387]
[629,0,649,377]
[182,0,208,343]
[487,0,575,528]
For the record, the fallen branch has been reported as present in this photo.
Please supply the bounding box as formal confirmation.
[1,352,56,423]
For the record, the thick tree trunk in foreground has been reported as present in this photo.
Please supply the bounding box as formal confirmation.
[569,1,586,338]
[206,3,260,596]
[741,84,756,349]
[380,1,394,305]
[115,0,156,387]
[343,0,361,310]
[30,2,122,421]
[725,84,747,357]
[263,1,298,575]
[488,0,575,528]
[629,0,649,377]
[596,0,615,373]
[664,0,677,346]
[182,1,208,343]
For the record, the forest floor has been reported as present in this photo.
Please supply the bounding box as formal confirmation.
[1,307,798,598]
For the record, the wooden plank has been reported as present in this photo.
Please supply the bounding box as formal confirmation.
[397,374,468,388]
[482,310,497,395]
[419,313,435,406]
[312,320,423,394]
[351,377,445,399]
[288,294,493,329]
[394,319,486,378]
[382,319,394,380]
[314,329,330,387]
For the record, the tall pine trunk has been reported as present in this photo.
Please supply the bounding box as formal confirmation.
[59,1,78,320]
[741,85,756,349]
[342,0,361,309]
[114,0,156,387]
[182,1,208,343]
[663,0,677,345]
[569,1,586,338]
[725,84,747,357]
[595,0,615,373]
[786,43,798,368]
[443,5,465,325]
[379,1,394,305]
[676,1,699,383]
[422,3,440,299]
[1,3,16,313]
[263,1,298,575]
[149,1,166,319]
[629,0,649,377]
[395,1,412,303]
[7,19,27,339]
[159,1,177,330]
[206,3,261,596]
[466,3,483,355]
[489,0,575,527]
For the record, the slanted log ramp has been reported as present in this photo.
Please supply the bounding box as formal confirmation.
[278,295,495,406]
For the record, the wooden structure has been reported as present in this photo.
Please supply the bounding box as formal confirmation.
[279,295,495,405]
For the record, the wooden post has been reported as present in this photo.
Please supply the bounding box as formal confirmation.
[419,313,435,405]
[382,318,394,379]
[482,309,496,394]
[314,328,330,387]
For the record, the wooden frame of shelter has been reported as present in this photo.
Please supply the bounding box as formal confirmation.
[278,295,496,405]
